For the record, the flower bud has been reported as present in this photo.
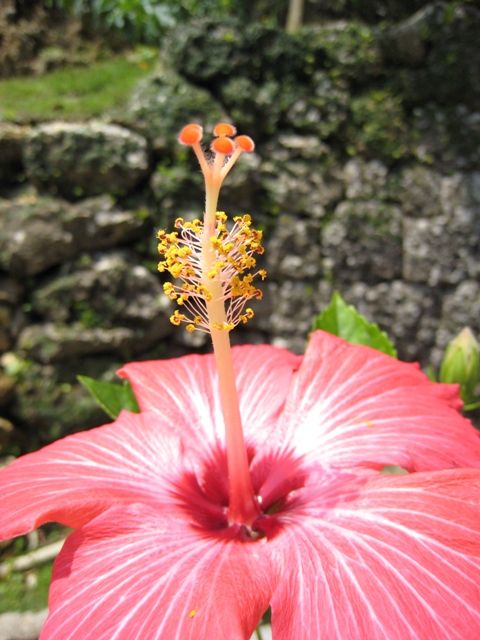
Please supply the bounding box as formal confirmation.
[439,327,480,403]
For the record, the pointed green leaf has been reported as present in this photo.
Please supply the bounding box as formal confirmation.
[312,291,397,357]
[78,376,140,419]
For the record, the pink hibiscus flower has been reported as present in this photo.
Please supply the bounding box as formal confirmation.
[2,333,480,639]
[2,124,480,639]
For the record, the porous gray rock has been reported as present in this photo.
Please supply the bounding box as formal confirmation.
[412,104,480,171]
[402,174,480,285]
[343,158,389,201]
[285,70,350,139]
[322,200,403,284]
[31,251,171,331]
[0,194,148,276]
[0,123,31,184]
[16,250,174,365]
[395,166,443,217]
[23,121,150,199]
[18,323,136,362]
[344,280,439,363]
[265,215,321,280]
[260,134,343,218]
[381,4,433,67]
[267,280,317,354]
[0,608,47,640]
[121,69,226,154]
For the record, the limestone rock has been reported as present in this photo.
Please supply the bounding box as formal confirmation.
[343,158,389,201]
[0,608,47,640]
[402,174,480,285]
[18,316,172,364]
[0,194,148,276]
[322,200,403,284]
[412,104,480,171]
[260,135,343,218]
[19,323,138,362]
[265,215,321,280]
[396,166,443,217]
[31,250,172,334]
[267,280,317,354]
[344,280,439,364]
[381,5,433,67]
[16,250,174,361]
[24,121,150,199]
[0,123,31,184]
[121,69,225,154]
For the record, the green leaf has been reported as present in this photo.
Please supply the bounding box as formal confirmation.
[312,291,397,357]
[463,400,480,412]
[426,364,437,382]
[78,376,140,419]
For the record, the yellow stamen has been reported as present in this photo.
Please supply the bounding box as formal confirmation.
[157,212,266,333]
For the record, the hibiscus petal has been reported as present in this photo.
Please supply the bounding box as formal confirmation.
[41,504,276,640]
[281,331,480,471]
[270,468,480,640]
[0,411,186,538]
[119,345,300,451]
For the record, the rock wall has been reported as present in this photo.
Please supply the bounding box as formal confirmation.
[1,1,480,451]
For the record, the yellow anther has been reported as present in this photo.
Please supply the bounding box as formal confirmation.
[212,322,235,331]
[170,264,184,279]
[163,283,177,299]
[170,310,186,326]
[186,324,196,333]
[158,209,265,333]
[196,285,212,301]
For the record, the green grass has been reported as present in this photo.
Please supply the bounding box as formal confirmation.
[0,562,52,613]
[0,526,72,613]
[0,54,154,123]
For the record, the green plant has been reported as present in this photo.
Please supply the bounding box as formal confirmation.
[44,0,245,44]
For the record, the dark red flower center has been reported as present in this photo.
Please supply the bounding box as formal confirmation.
[171,445,309,542]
